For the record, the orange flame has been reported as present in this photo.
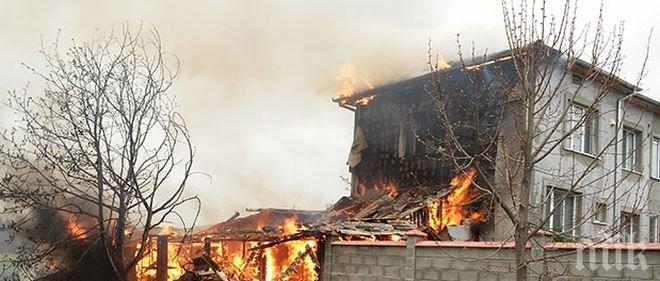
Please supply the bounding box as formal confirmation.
[58,212,88,239]
[265,216,318,280]
[134,216,318,281]
[427,167,486,233]
[337,61,375,106]
[357,180,398,197]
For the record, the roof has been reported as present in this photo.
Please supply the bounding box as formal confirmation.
[334,42,657,111]
[193,208,326,241]
[326,185,450,222]
[185,186,451,243]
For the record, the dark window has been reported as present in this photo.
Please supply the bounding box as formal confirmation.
[621,212,640,242]
[650,216,658,243]
[594,202,607,223]
[401,110,436,157]
[572,74,584,86]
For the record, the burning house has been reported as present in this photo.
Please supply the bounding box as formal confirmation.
[332,53,518,241]
[127,54,518,281]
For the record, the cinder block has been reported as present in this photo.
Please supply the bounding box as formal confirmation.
[449,260,469,270]
[431,258,452,269]
[363,255,376,265]
[390,256,406,266]
[337,246,356,255]
[331,264,344,274]
[384,267,400,278]
[377,256,392,266]
[478,270,497,280]
[487,260,512,273]
[344,265,357,274]
[370,265,384,276]
[384,246,405,256]
[440,269,459,280]
[350,256,363,264]
[459,270,478,281]
[421,269,440,280]
[338,255,350,264]
[357,265,370,275]
[416,257,432,268]
[400,268,413,279]
[332,273,348,281]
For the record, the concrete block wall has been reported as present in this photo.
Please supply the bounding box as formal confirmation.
[323,237,660,281]
[326,241,408,281]
[414,242,517,281]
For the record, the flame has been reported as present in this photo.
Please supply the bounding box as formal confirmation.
[337,61,375,106]
[389,235,402,241]
[338,61,358,99]
[427,167,486,233]
[133,215,318,281]
[436,55,451,70]
[158,224,177,237]
[265,216,318,281]
[58,212,88,239]
[357,180,398,197]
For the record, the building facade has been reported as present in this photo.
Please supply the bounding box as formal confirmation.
[336,49,660,243]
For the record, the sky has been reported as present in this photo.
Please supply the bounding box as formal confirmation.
[0,0,658,226]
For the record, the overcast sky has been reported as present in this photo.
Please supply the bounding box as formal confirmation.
[0,0,658,225]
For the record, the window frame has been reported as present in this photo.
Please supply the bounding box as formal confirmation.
[651,137,660,179]
[650,215,658,243]
[566,102,597,155]
[621,212,640,243]
[545,186,581,236]
[622,128,642,172]
[572,73,584,86]
[593,202,608,225]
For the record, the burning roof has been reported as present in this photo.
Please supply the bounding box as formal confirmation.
[194,209,327,242]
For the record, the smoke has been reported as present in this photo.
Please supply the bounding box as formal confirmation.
[0,0,656,226]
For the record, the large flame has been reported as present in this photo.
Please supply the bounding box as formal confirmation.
[133,216,318,281]
[337,61,374,106]
[265,216,318,281]
[427,167,486,233]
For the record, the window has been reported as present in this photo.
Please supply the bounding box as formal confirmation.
[650,216,658,243]
[622,128,641,171]
[400,110,437,157]
[545,187,581,235]
[572,74,584,86]
[593,202,608,224]
[652,138,660,178]
[566,103,596,154]
[621,212,640,242]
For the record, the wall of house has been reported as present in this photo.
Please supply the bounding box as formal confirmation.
[323,237,660,281]
[526,59,660,243]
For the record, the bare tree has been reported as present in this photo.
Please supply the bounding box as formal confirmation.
[0,26,200,280]
[426,0,652,280]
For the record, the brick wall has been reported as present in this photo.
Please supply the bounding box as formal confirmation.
[322,236,660,281]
